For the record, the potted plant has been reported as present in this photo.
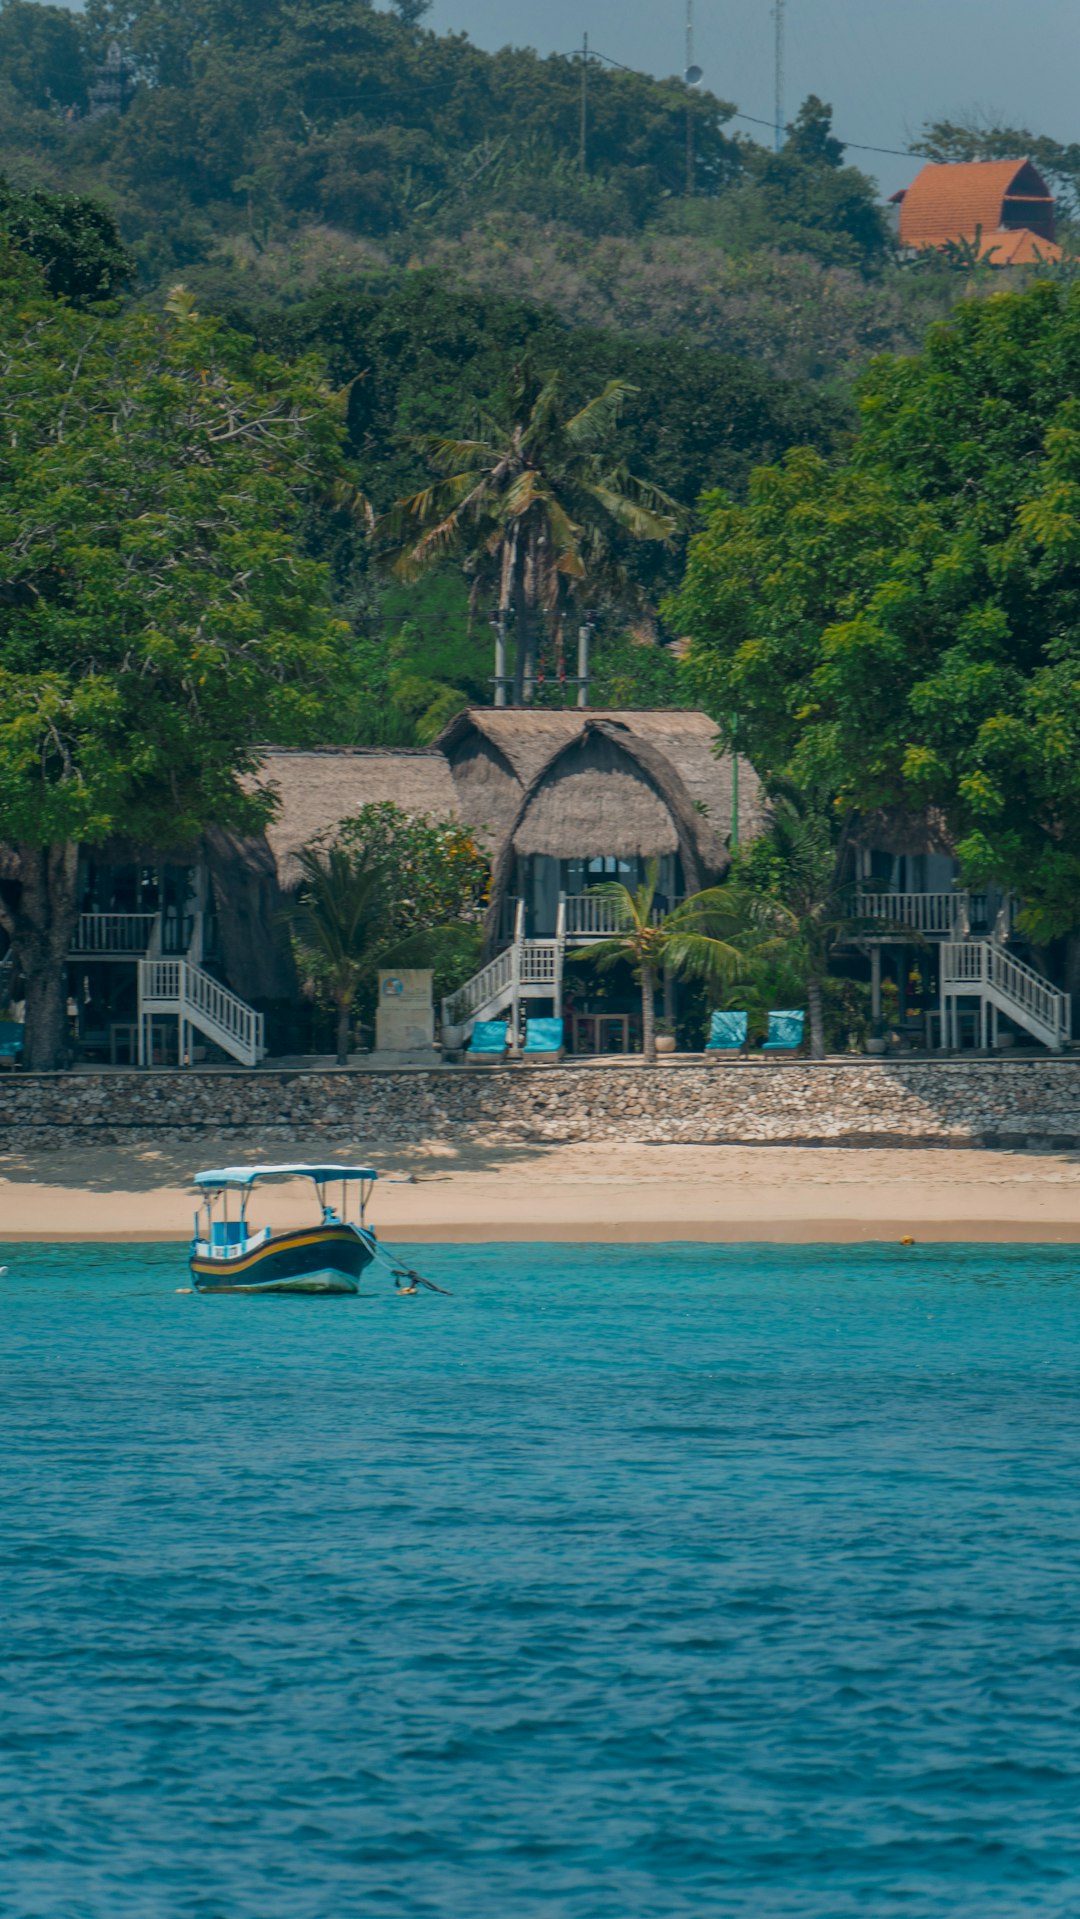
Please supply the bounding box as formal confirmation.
[654,1017,677,1056]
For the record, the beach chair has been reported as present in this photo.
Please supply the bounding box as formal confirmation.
[523,1017,564,1062]
[761,1010,806,1055]
[705,1010,748,1057]
[0,1020,24,1070]
[466,1019,510,1062]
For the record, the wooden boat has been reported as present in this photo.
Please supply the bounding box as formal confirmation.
[189,1164,378,1295]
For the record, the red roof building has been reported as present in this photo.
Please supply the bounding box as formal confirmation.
[890,158,1062,265]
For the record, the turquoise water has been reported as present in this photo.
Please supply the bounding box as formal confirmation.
[3,1242,1080,1917]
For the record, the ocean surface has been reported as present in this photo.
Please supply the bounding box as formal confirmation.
[3,1241,1080,1918]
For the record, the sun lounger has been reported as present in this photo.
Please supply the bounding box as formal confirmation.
[705,1010,748,1055]
[761,1010,806,1054]
[523,1017,564,1061]
[466,1019,510,1061]
[0,1020,24,1069]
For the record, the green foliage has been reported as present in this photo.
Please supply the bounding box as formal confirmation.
[572,858,743,1062]
[708,99,889,272]
[386,364,678,697]
[671,280,1080,939]
[291,802,488,1053]
[0,0,88,111]
[0,275,355,852]
[290,840,388,1060]
[334,801,489,941]
[0,176,133,304]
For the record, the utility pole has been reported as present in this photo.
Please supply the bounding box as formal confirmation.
[773,0,785,152]
[579,31,588,171]
[685,0,695,197]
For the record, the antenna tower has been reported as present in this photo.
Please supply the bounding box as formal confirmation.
[773,0,785,151]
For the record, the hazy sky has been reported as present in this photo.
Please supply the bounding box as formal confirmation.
[422,0,1080,196]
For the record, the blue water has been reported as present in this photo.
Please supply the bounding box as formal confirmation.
[3,1243,1080,1917]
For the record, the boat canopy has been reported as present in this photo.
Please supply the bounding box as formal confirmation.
[194,1164,378,1190]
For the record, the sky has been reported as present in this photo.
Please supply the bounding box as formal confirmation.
[422,0,1080,196]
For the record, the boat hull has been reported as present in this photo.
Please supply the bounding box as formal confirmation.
[190,1223,373,1296]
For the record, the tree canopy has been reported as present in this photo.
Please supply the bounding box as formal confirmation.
[0,250,358,1062]
[670,281,1080,948]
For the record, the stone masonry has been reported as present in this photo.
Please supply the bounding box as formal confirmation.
[3,1058,1080,1151]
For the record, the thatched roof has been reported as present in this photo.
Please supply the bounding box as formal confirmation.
[436,708,763,864]
[253,748,461,887]
[513,730,679,859]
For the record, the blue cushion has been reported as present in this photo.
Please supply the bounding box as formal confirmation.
[524,1018,564,1054]
[706,1010,747,1050]
[467,1020,510,1055]
[762,1010,806,1051]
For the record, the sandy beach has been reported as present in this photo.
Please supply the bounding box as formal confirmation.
[2,1139,1080,1242]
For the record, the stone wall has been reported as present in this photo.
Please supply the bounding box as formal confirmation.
[4,1058,1080,1151]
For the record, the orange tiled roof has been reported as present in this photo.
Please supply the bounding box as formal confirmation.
[898,158,1056,252]
[978,226,1062,266]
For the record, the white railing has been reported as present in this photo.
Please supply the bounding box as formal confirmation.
[520,941,560,985]
[855,891,963,935]
[941,940,1070,1049]
[443,946,515,1027]
[139,959,265,1067]
[70,912,159,955]
[563,894,684,938]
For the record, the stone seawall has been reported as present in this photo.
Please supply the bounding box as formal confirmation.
[4,1058,1080,1151]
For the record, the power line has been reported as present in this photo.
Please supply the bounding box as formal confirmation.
[577,47,917,161]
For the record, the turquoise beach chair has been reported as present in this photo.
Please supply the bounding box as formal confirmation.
[466,1019,510,1061]
[706,1010,748,1055]
[0,1020,24,1070]
[761,1010,806,1054]
[523,1017,564,1061]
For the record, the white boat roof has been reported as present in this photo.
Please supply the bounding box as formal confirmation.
[194,1164,378,1190]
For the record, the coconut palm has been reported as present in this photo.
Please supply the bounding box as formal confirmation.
[573,860,743,1064]
[289,844,389,1064]
[385,365,678,702]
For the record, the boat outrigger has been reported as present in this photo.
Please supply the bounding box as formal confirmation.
[189,1164,378,1295]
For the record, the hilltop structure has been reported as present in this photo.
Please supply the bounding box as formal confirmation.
[890,159,1062,265]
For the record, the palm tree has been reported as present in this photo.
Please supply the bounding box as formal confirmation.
[289,844,388,1065]
[573,860,742,1064]
[385,365,678,703]
[715,790,857,1060]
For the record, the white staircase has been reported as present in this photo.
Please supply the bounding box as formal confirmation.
[138,959,265,1067]
[442,901,563,1048]
[941,940,1071,1052]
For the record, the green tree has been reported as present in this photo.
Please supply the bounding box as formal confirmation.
[713,792,856,1060]
[0,262,355,1068]
[669,279,1080,984]
[0,0,89,112]
[291,803,489,1055]
[0,178,133,305]
[573,860,741,1064]
[289,842,388,1064]
[387,366,678,701]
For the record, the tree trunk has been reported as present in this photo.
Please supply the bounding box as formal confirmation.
[513,569,530,706]
[640,962,656,1065]
[6,843,81,1071]
[335,996,351,1067]
[807,973,826,1061]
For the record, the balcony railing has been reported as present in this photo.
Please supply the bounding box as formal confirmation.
[563,893,684,939]
[69,912,159,955]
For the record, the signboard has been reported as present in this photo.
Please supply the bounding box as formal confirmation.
[375,969,435,1054]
